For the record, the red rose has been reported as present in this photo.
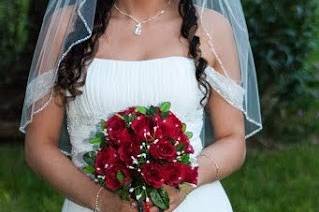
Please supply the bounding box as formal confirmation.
[162,162,185,187]
[118,140,141,165]
[151,115,164,139]
[104,162,132,191]
[152,125,164,140]
[94,147,119,175]
[131,115,153,141]
[179,163,198,185]
[141,163,165,189]
[162,163,198,186]
[149,138,177,161]
[152,112,184,140]
[176,133,194,154]
[106,114,134,146]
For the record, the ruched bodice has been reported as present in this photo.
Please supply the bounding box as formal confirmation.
[62,56,238,212]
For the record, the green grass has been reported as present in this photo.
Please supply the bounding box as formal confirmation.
[0,143,64,212]
[222,144,319,212]
[0,143,318,212]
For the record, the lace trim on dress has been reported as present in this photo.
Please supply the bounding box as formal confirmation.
[204,67,244,111]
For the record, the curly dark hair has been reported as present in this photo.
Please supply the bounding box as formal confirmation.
[55,0,212,107]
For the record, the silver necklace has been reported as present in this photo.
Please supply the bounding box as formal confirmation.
[114,0,171,36]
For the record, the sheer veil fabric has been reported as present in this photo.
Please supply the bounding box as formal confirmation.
[19,0,262,155]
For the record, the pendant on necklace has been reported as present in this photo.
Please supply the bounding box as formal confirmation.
[134,23,142,36]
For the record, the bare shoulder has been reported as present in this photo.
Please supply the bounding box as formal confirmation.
[47,4,76,28]
[195,6,235,65]
[196,6,233,37]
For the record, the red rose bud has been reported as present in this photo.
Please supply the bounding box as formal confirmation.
[131,115,153,141]
[152,112,184,140]
[104,162,132,191]
[118,140,141,165]
[149,138,177,161]
[141,163,165,189]
[106,114,134,146]
[180,163,198,185]
[143,201,151,212]
[118,107,136,116]
[151,124,164,140]
[95,147,119,175]
[177,133,194,154]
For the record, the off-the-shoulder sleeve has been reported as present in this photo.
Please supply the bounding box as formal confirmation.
[204,67,244,112]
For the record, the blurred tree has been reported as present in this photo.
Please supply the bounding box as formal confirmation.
[0,0,29,86]
[0,0,48,138]
[243,0,319,145]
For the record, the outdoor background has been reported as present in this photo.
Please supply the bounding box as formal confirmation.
[1,0,319,211]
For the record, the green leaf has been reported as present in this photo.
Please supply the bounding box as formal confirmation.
[137,156,146,164]
[116,170,125,182]
[116,185,130,201]
[158,188,169,207]
[179,154,190,164]
[182,123,187,132]
[89,132,104,145]
[149,188,169,210]
[123,115,130,124]
[83,151,96,166]
[160,111,169,119]
[176,143,185,152]
[92,145,100,151]
[185,131,193,139]
[134,186,146,201]
[147,105,156,116]
[97,177,105,186]
[136,106,147,114]
[159,102,171,112]
[83,165,95,174]
[99,119,106,129]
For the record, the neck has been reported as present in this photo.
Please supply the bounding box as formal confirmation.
[116,0,169,18]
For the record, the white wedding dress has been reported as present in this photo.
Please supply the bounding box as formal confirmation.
[61,56,240,212]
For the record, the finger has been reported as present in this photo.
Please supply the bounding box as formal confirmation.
[165,204,177,212]
[150,206,160,212]
[162,185,178,198]
[162,184,174,191]
[147,200,154,207]
[123,200,137,212]
[164,207,172,212]
[129,200,137,208]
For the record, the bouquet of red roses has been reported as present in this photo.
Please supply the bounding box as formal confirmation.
[82,102,198,211]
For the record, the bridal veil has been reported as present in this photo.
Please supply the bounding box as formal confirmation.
[19,0,262,155]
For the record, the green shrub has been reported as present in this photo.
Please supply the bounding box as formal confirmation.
[243,1,319,144]
[0,1,30,85]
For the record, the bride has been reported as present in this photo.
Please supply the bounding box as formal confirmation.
[20,0,262,211]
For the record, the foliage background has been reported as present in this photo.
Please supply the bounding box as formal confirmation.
[0,0,318,211]
[243,0,319,145]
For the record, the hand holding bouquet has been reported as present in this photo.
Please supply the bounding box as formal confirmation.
[82,102,198,211]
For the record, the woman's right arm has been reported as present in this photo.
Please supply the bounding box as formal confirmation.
[24,93,135,211]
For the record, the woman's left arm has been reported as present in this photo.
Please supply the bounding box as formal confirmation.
[196,13,246,186]
[163,13,246,212]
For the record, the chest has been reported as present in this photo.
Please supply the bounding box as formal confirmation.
[95,17,189,60]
